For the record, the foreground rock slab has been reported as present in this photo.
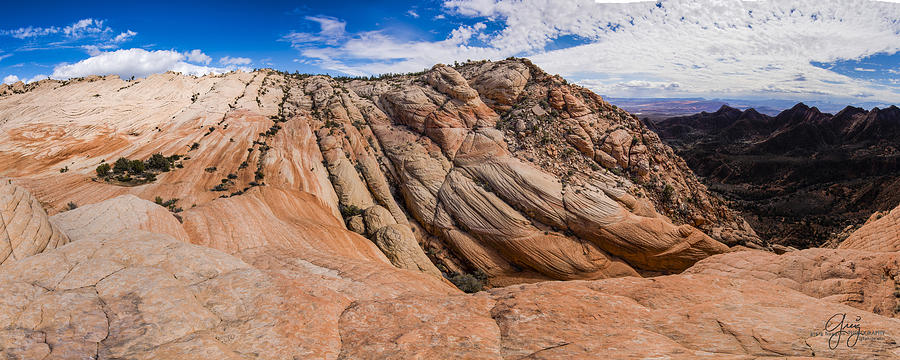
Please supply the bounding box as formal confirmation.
[687,248,900,319]
[0,231,897,359]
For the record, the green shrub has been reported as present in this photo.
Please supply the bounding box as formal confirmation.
[129,160,145,174]
[113,158,131,173]
[211,183,228,192]
[339,204,363,218]
[96,163,111,177]
[448,270,487,293]
[147,153,171,171]
[154,197,180,212]
[662,184,676,202]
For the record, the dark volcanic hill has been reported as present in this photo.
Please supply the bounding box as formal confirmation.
[651,103,900,248]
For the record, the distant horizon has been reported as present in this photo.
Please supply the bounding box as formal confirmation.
[3,57,897,117]
[604,96,900,117]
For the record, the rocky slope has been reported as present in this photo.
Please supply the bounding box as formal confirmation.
[0,59,898,358]
[840,202,900,253]
[652,103,900,248]
[0,59,757,285]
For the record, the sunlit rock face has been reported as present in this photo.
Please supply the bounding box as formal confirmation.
[0,59,751,283]
[0,181,69,267]
[0,59,898,359]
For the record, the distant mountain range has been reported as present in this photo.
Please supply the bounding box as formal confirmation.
[607,97,894,119]
[650,103,900,248]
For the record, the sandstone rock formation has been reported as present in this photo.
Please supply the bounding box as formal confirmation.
[0,60,899,359]
[1,226,898,359]
[0,181,68,267]
[840,205,900,252]
[687,248,900,318]
[0,59,745,284]
[50,194,189,242]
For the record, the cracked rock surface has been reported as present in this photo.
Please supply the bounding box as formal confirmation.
[0,229,897,359]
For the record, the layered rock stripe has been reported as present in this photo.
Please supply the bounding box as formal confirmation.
[0,59,751,283]
[0,181,69,266]
[0,59,898,358]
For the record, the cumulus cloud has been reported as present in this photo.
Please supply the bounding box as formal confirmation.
[185,49,212,64]
[50,48,245,80]
[290,0,900,103]
[26,74,48,83]
[2,75,20,84]
[3,18,134,56]
[220,56,252,65]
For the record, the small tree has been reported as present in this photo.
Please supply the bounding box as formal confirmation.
[96,163,111,177]
[113,158,131,173]
[129,159,145,174]
[147,153,171,171]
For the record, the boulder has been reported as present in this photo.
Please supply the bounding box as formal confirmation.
[50,194,189,242]
[0,181,69,266]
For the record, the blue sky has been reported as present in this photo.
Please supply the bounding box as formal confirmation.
[0,0,441,76]
[3,0,900,106]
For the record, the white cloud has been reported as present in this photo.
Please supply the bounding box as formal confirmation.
[82,45,104,56]
[50,48,244,80]
[407,10,420,18]
[855,67,876,72]
[220,56,252,65]
[185,49,212,64]
[112,30,137,43]
[4,19,130,55]
[62,19,110,38]
[2,18,112,40]
[26,74,48,83]
[292,0,900,103]
[2,75,20,84]
[283,16,347,46]
[0,26,59,39]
